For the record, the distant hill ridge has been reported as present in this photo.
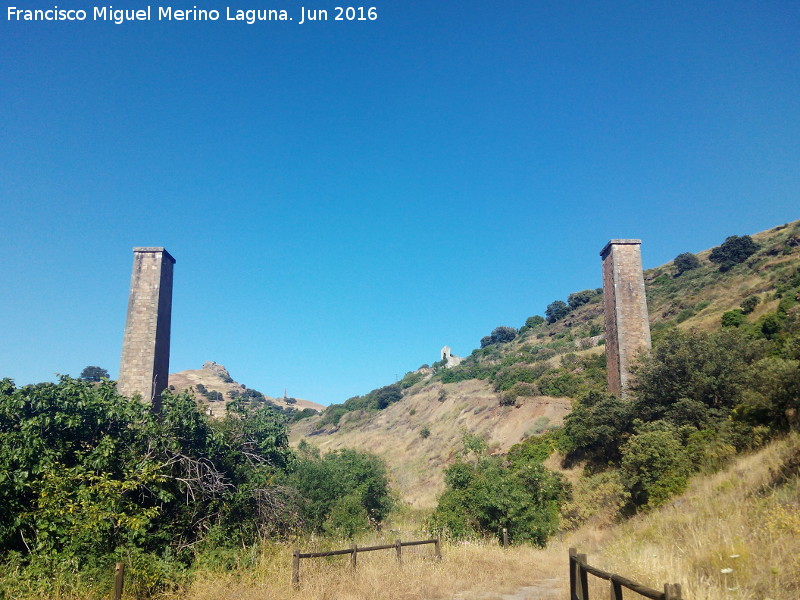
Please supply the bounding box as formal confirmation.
[169,361,324,418]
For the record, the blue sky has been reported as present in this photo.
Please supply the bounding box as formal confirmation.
[2,1,799,405]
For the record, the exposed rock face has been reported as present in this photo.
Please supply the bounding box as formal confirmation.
[201,361,234,382]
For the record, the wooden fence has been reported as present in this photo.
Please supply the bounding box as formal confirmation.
[569,548,683,600]
[292,538,442,585]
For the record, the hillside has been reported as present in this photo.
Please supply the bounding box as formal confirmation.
[291,219,800,506]
[170,361,324,418]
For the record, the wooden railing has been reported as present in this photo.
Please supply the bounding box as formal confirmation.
[570,548,682,600]
[292,538,442,585]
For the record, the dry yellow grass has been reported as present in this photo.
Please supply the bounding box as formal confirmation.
[175,539,566,600]
[567,434,800,600]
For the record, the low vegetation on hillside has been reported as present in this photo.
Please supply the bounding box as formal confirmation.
[0,379,392,598]
[3,220,799,599]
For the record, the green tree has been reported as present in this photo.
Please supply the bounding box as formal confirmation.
[721,310,745,327]
[78,366,109,381]
[567,289,596,309]
[545,300,570,324]
[673,252,700,275]
[620,427,691,509]
[709,235,759,271]
[525,315,545,328]
[740,295,759,314]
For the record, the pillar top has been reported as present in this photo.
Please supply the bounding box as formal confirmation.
[600,239,641,257]
[132,247,176,264]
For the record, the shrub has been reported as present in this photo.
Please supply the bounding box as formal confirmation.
[525,315,545,328]
[78,366,109,381]
[721,309,745,327]
[620,426,691,509]
[545,300,570,324]
[709,235,759,271]
[740,295,759,314]
[567,289,597,309]
[427,455,568,546]
[673,252,700,275]
[420,426,431,439]
[560,391,634,464]
[481,326,518,347]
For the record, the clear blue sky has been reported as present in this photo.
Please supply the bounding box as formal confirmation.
[2,1,799,405]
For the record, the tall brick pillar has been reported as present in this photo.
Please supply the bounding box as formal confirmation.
[118,247,175,412]
[600,239,651,397]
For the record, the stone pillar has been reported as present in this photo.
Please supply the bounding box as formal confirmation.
[600,239,651,397]
[118,247,175,412]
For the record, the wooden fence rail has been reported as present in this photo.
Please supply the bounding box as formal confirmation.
[570,548,682,600]
[292,538,442,585]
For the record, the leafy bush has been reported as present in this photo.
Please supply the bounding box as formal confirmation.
[721,309,745,327]
[481,326,518,347]
[282,447,392,538]
[0,377,306,595]
[740,295,759,314]
[78,366,109,381]
[525,315,545,328]
[427,454,568,546]
[620,426,691,509]
[545,300,570,324]
[560,391,634,464]
[567,289,597,309]
[673,252,700,275]
[709,235,759,271]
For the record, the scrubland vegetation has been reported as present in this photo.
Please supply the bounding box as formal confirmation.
[2,222,799,599]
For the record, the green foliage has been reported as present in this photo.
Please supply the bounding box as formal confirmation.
[492,364,548,392]
[481,326,518,347]
[631,328,764,422]
[537,372,582,397]
[0,377,302,595]
[560,391,634,464]
[709,235,759,271]
[78,366,109,381]
[721,309,745,327]
[283,448,392,537]
[740,295,759,314]
[399,370,424,389]
[545,300,570,324]
[673,252,700,275]
[0,377,397,595]
[525,315,545,328]
[427,450,568,545]
[620,426,691,509]
[420,426,431,439]
[567,289,598,309]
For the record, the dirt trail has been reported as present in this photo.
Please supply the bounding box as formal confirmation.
[451,578,563,600]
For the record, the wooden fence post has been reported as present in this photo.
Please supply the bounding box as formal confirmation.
[395,539,402,563]
[292,549,300,587]
[351,544,358,569]
[576,553,589,600]
[434,537,442,561]
[502,528,508,548]
[610,576,623,600]
[569,548,577,600]
[112,562,124,600]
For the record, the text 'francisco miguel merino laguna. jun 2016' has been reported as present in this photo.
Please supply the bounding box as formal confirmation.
[7,5,379,25]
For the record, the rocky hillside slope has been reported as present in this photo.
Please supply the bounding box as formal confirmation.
[291,219,800,507]
[170,361,324,418]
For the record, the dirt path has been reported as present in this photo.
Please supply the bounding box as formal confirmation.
[451,578,563,600]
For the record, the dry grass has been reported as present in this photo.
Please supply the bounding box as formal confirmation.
[567,434,800,600]
[175,539,566,600]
